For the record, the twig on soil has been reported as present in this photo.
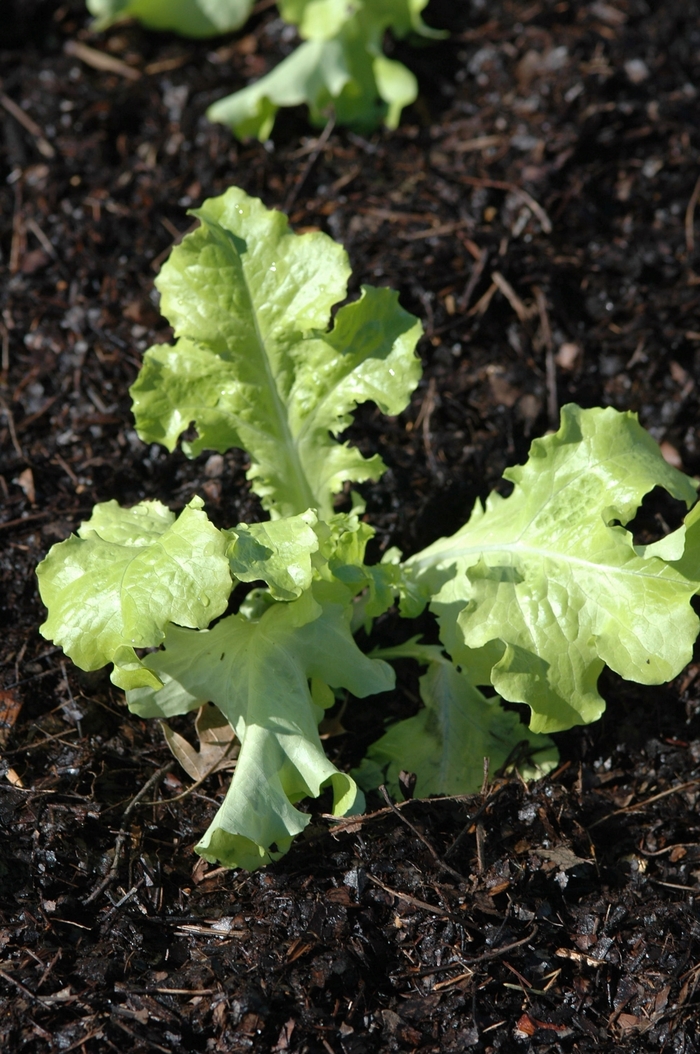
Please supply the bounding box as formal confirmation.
[365,873,477,930]
[9,181,25,276]
[399,219,473,241]
[284,114,336,213]
[414,377,439,472]
[589,778,700,828]
[638,841,700,857]
[0,511,53,532]
[141,757,234,806]
[84,760,175,904]
[111,1016,171,1053]
[64,40,141,82]
[144,55,190,75]
[534,285,558,429]
[378,784,466,882]
[0,320,9,374]
[0,967,57,1008]
[458,247,488,312]
[127,986,216,995]
[433,969,474,990]
[99,878,146,933]
[452,135,504,154]
[462,925,539,964]
[56,1026,109,1054]
[457,175,552,234]
[151,219,199,271]
[0,90,55,159]
[25,217,57,260]
[444,784,508,859]
[466,280,498,317]
[396,960,474,980]
[649,878,699,893]
[35,947,62,990]
[2,728,77,754]
[491,271,534,324]
[685,174,700,254]
[322,790,485,839]
[394,926,539,977]
[0,389,25,461]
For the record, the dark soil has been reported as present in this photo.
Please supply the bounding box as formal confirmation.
[2,0,700,1050]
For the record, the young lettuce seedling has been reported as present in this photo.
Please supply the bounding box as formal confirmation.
[37,187,700,870]
[206,0,446,140]
[85,0,444,138]
[86,0,254,37]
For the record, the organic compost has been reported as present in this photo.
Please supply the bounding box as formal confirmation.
[2,1,700,1050]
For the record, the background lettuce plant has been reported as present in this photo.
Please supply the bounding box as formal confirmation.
[37,187,700,870]
[87,0,254,36]
[85,0,443,137]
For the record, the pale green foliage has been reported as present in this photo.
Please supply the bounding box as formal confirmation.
[127,590,393,869]
[36,498,232,690]
[355,643,558,799]
[406,405,700,734]
[85,0,442,137]
[278,0,441,40]
[86,0,443,136]
[131,187,423,520]
[37,186,700,872]
[226,510,320,601]
[207,0,444,139]
[86,0,253,35]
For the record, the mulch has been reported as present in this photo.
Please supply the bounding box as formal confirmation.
[2,0,700,1050]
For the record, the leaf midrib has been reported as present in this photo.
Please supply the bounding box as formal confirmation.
[409,538,680,582]
[241,257,318,515]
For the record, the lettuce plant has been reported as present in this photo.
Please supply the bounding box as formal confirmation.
[86,0,254,36]
[37,187,700,870]
[206,0,445,139]
[85,0,443,137]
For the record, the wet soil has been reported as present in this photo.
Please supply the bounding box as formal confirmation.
[2,0,700,1050]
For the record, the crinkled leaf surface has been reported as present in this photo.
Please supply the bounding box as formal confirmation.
[87,0,253,35]
[280,0,361,39]
[37,498,232,689]
[207,0,441,138]
[207,39,354,141]
[279,0,441,39]
[406,405,700,733]
[225,509,320,601]
[127,591,394,868]
[131,188,422,519]
[355,657,557,799]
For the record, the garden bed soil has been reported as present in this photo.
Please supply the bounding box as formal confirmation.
[2,0,700,1050]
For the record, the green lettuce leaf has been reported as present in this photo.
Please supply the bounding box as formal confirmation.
[127,590,395,868]
[36,498,232,690]
[279,0,442,39]
[405,405,700,734]
[651,498,700,575]
[86,0,253,35]
[207,0,443,138]
[131,187,422,519]
[279,0,362,39]
[354,652,558,799]
[225,509,320,601]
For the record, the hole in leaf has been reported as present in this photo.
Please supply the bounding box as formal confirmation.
[624,486,690,547]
